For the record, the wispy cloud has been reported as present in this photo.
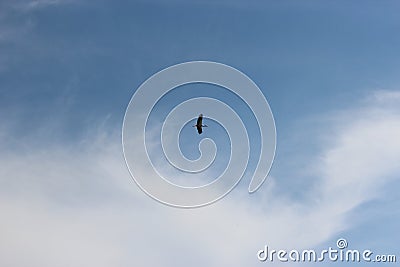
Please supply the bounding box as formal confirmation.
[0,0,74,72]
[0,0,78,43]
[0,90,399,266]
[10,0,74,12]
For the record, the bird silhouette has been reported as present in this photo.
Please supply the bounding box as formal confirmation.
[193,114,208,134]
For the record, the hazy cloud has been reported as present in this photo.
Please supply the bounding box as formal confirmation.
[0,90,399,266]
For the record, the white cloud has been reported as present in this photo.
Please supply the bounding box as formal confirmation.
[0,90,399,266]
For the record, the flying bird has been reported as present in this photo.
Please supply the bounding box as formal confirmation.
[193,114,207,134]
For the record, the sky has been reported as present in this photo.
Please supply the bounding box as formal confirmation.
[1,0,400,266]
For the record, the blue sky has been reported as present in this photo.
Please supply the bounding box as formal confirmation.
[1,0,400,266]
